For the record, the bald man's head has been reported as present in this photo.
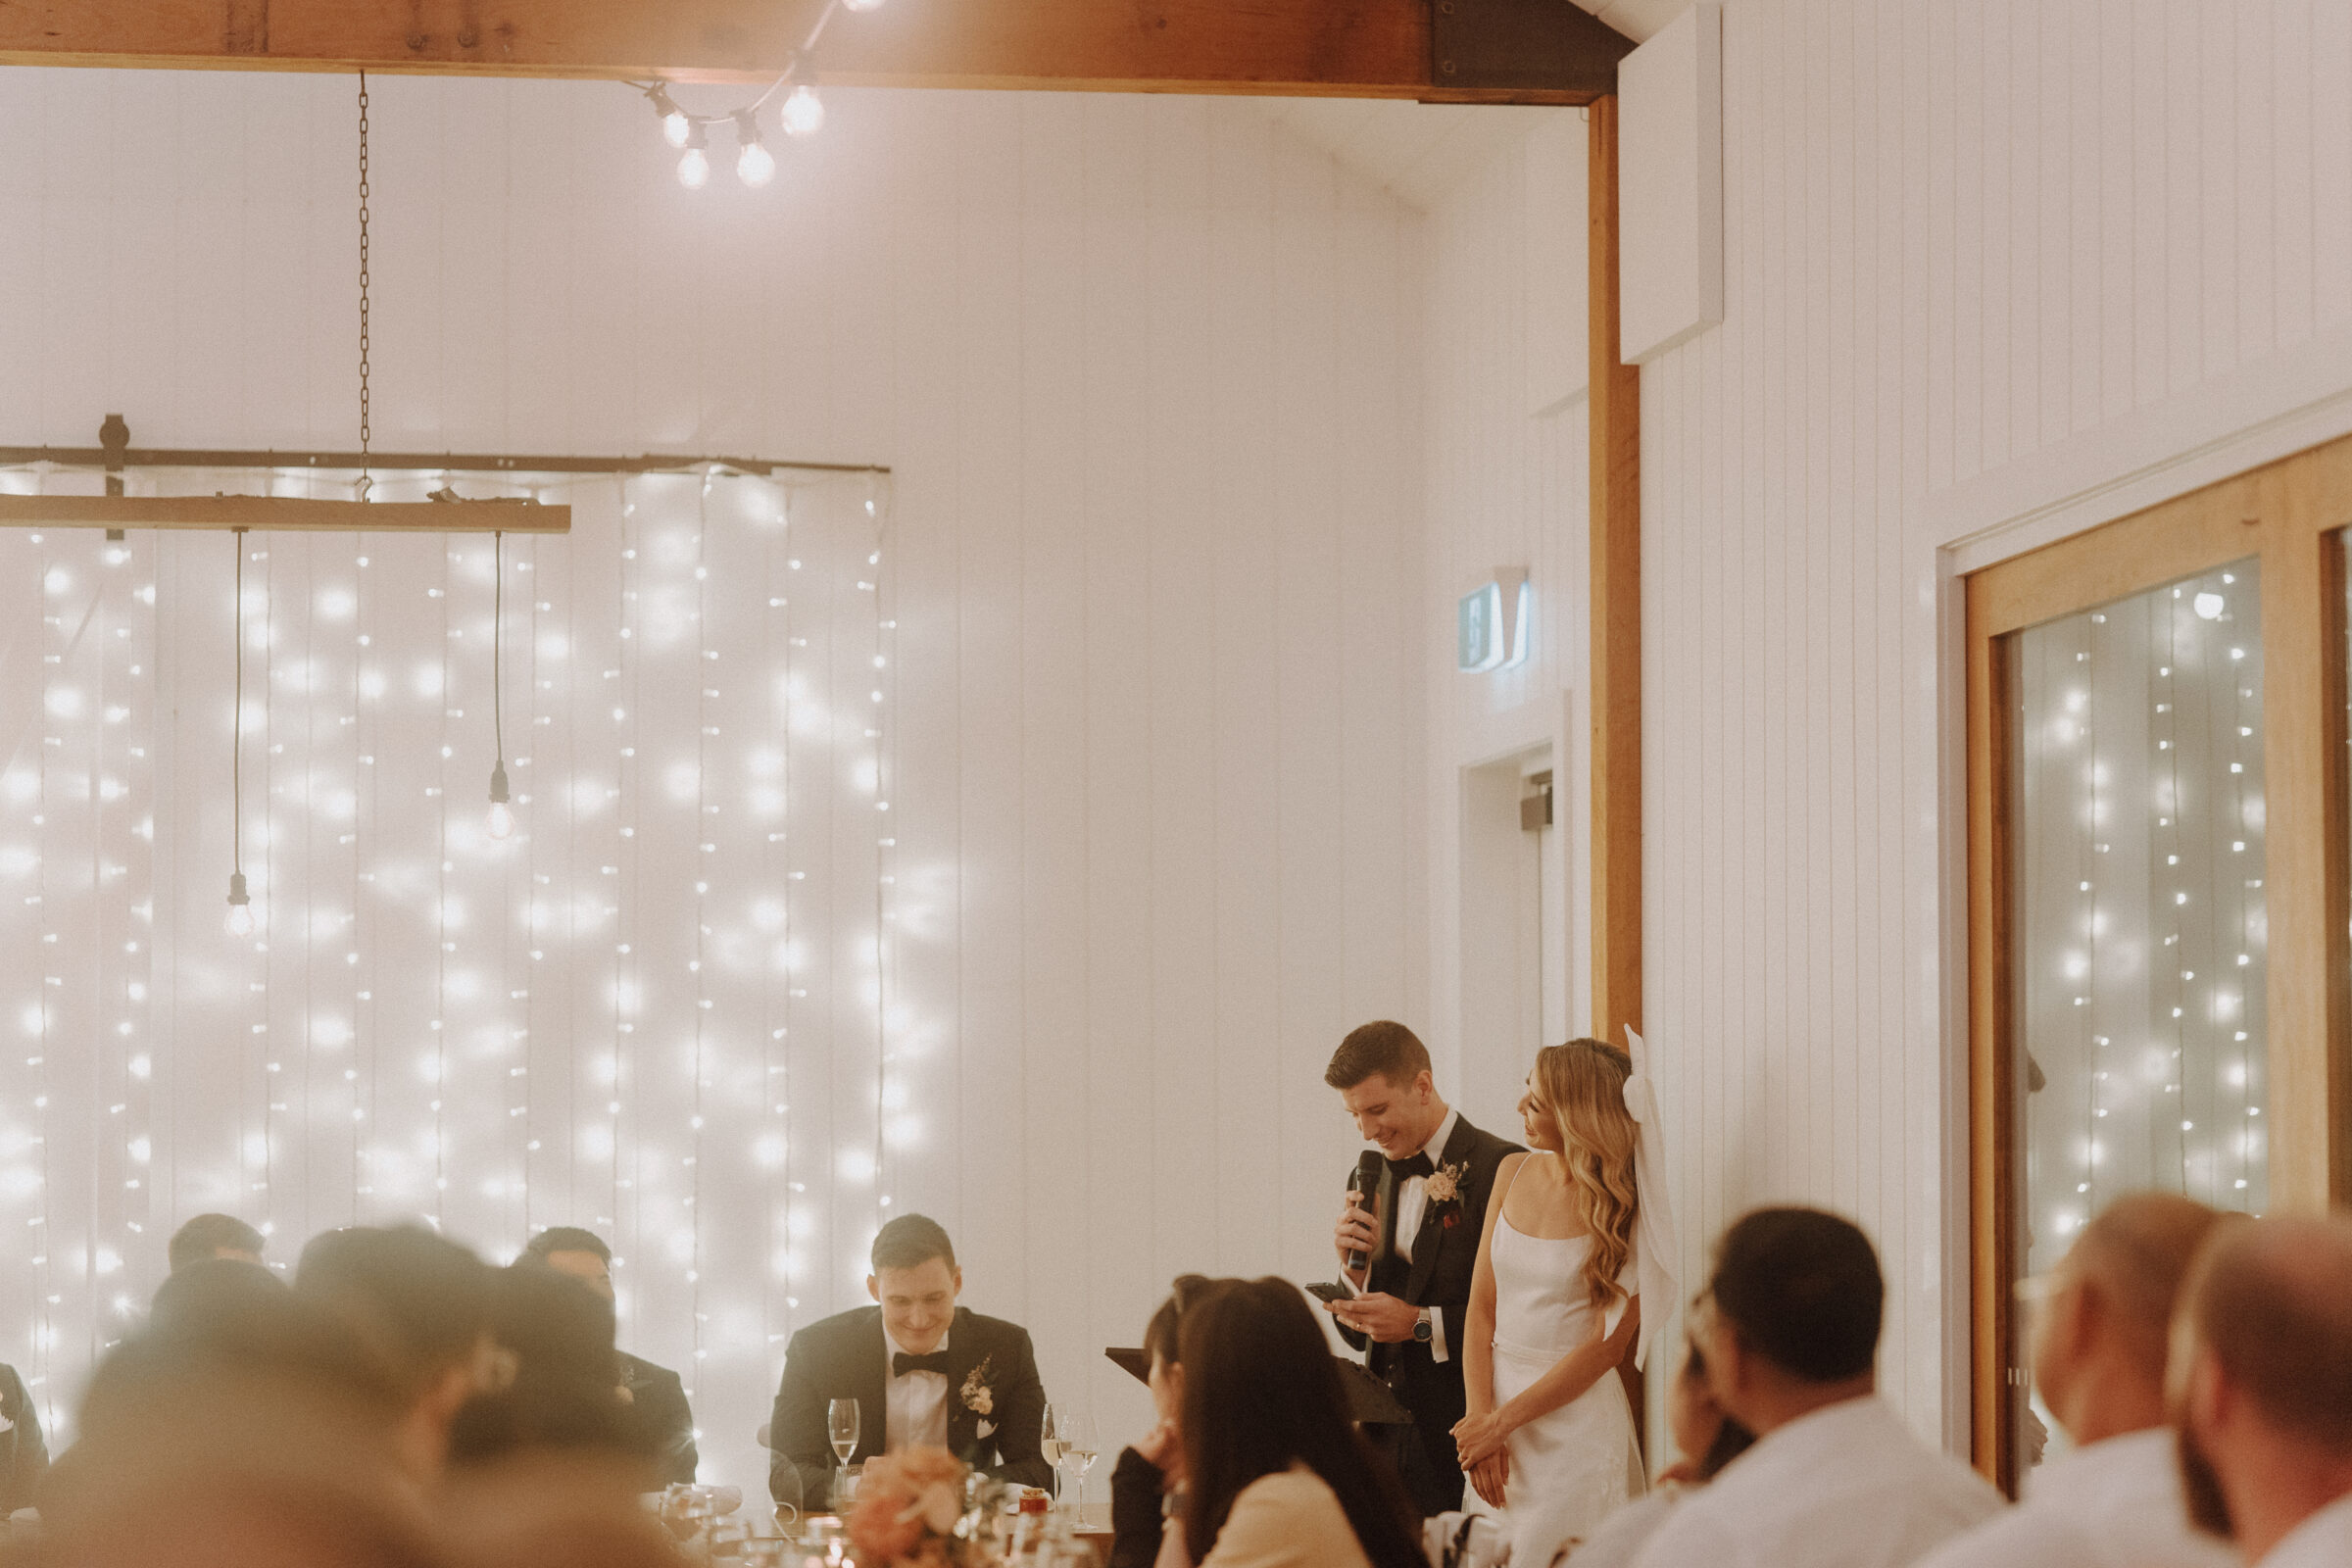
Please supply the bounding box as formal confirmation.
[2032,1194,2226,1446]
[2171,1213,2352,1549]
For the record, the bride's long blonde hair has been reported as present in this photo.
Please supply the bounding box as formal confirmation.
[1531,1039,1639,1316]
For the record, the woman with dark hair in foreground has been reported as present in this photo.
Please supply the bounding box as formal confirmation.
[1146,1276,1423,1568]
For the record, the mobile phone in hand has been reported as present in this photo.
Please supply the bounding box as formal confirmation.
[1304,1281,1350,1304]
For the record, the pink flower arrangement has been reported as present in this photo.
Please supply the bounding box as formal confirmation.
[848,1446,974,1566]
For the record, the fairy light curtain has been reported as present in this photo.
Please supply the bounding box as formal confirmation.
[0,464,894,1495]
[2012,562,2268,1451]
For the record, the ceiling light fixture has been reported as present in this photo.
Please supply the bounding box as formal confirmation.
[225,529,256,938]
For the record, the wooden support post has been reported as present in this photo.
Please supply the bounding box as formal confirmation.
[1589,96,1642,1045]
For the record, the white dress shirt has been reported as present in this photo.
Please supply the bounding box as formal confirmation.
[2266,1492,2352,1568]
[882,1326,950,1452]
[1913,1428,2236,1568]
[1572,1485,1689,1568]
[1392,1107,1459,1266]
[1387,1107,1459,1363]
[1629,1396,2002,1568]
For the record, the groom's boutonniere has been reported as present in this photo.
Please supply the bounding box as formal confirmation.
[961,1355,998,1441]
[960,1356,995,1417]
[1424,1161,1468,1225]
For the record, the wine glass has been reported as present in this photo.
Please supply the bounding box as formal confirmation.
[1061,1409,1101,1524]
[827,1397,860,1507]
[1040,1402,1071,1508]
[771,1460,803,1536]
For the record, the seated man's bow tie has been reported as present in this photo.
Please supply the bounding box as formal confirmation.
[894,1349,954,1379]
[1387,1152,1436,1179]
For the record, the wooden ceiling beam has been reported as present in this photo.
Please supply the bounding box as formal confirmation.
[0,0,1624,104]
[0,495,570,534]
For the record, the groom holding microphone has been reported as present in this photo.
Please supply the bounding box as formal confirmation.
[1323,1021,1522,1519]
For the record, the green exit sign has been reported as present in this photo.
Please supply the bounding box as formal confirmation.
[1457,571,1529,672]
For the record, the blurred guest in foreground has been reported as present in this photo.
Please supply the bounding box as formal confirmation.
[1154,1276,1424,1568]
[0,1360,46,1517]
[1918,1194,2234,1568]
[40,1268,436,1568]
[437,1263,681,1568]
[1629,1207,1999,1568]
[2170,1211,2352,1565]
[296,1225,497,1483]
[1107,1275,1217,1568]
[521,1225,698,1484]
[1570,1341,1754,1568]
[168,1212,267,1273]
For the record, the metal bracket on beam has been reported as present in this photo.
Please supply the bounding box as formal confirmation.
[1431,0,1634,97]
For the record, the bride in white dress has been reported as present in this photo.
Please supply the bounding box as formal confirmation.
[1452,1038,1658,1567]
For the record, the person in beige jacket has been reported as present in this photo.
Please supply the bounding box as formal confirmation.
[1133,1277,1424,1568]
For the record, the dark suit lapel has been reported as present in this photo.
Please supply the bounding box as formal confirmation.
[936,1316,983,1457]
[1404,1116,1480,1305]
[853,1310,890,1463]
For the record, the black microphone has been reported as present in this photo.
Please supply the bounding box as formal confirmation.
[1345,1150,1384,1272]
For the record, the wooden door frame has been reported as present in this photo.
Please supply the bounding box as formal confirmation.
[1963,431,2352,1488]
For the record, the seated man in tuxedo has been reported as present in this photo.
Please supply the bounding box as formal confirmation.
[523,1225,700,1486]
[768,1214,1052,1510]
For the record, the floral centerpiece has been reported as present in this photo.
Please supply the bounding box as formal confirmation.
[847,1446,1009,1567]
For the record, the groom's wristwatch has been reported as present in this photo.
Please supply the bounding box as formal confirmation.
[1412,1309,1433,1344]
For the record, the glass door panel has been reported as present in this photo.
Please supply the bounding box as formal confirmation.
[2008,559,2269,1474]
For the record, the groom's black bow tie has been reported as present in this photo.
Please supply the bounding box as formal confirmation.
[1387,1152,1436,1180]
[894,1350,954,1379]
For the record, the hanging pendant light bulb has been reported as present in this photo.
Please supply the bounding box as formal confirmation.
[734,110,775,187]
[224,529,256,939]
[781,83,825,138]
[649,84,692,148]
[225,872,255,937]
[486,764,514,840]
[678,123,711,189]
[486,531,516,842]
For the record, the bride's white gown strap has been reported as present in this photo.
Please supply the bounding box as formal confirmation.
[1466,1159,1644,1566]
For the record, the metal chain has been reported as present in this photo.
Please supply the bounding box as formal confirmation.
[357,72,372,501]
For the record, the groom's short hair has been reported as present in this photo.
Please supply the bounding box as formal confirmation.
[1324,1020,1432,1092]
[1709,1206,1883,1384]
[872,1214,956,1274]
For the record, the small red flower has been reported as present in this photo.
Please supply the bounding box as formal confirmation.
[1444,1212,1460,1229]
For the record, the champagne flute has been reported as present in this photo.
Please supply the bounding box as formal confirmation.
[1062,1409,1101,1523]
[827,1397,860,1509]
[1040,1401,1071,1508]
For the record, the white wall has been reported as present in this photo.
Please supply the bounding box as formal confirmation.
[1421,114,1594,1135]
[1640,0,2352,1445]
[1422,0,2352,1449]
[0,70,1430,1487]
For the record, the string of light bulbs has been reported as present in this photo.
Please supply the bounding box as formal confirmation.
[632,0,886,189]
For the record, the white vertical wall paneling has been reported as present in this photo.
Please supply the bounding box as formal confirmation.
[1422,116,1594,1135]
[1015,91,1090,1390]
[1142,98,1222,1298]
[1523,118,1590,417]
[0,72,1428,1481]
[1075,92,1158,1428]
[1599,0,2352,1447]
[1272,123,1348,1308]
[1208,100,1286,1277]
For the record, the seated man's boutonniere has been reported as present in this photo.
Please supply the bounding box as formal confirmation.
[1425,1161,1469,1227]
[960,1355,997,1439]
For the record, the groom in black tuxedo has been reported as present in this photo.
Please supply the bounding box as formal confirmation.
[768,1214,1054,1509]
[1324,1020,1522,1519]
